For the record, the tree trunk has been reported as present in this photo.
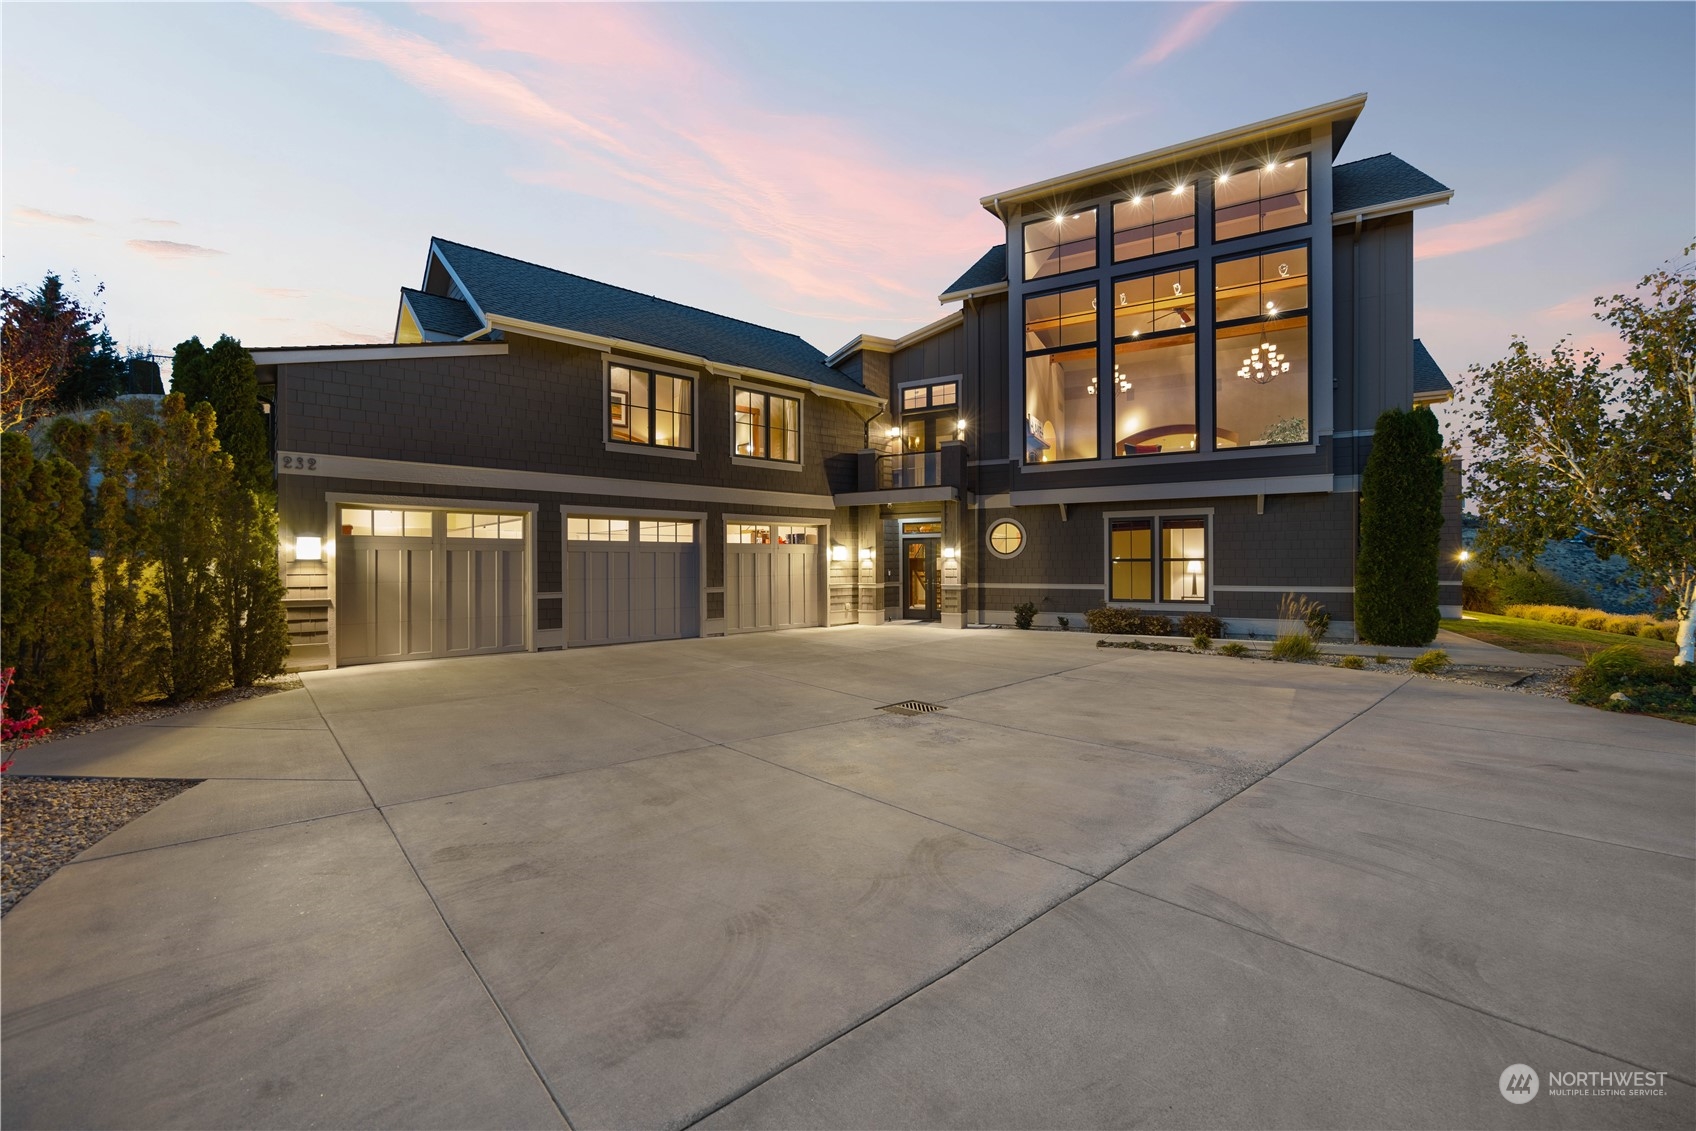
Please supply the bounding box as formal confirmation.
[1678,579,1695,667]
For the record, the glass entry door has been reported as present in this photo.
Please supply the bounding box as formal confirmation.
[903,538,939,620]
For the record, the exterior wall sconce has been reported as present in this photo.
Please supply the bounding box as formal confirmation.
[295,536,323,562]
[942,546,958,560]
[830,543,849,562]
[1458,549,1471,562]
[886,426,901,439]
[859,548,876,564]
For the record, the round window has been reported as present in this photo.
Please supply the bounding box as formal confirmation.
[987,520,1025,558]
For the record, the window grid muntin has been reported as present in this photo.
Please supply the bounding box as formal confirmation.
[447,512,523,540]
[638,520,696,543]
[1111,183,1196,264]
[1213,241,1312,449]
[1213,156,1310,243]
[734,388,801,463]
[610,365,694,450]
[1109,515,1208,603]
[567,517,631,542]
[726,523,815,545]
[1023,208,1097,281]
[986,520,1025,558]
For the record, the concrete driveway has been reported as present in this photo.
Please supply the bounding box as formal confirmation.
[3,627,1691,1130]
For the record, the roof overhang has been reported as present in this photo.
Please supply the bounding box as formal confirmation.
[251,342,510,365]
[1413,388,1454,406]
[937,281,1009,305]
[1332,189,1455,223]
[982,93,1368,216]
[426,239,494,340]
[825,310,964,367]
[486,314,882,407]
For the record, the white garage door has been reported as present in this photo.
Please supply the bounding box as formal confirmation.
[724,523,822,633]
[337,507,528,666]
[565,517,700,646]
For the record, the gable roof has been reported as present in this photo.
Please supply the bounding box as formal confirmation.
[1413,338,1454,403]
[939,245,1008,301]
[401,287,483,339]
[1333,154,1451,216]
[428,239,869,396]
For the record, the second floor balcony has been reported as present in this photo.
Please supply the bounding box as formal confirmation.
[836,443,966,506]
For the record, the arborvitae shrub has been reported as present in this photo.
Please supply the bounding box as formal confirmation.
[1356,407,1445,645]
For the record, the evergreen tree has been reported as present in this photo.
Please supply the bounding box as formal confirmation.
[151,394,230,699]
[1356,406,1446,646]
[80,408,167,710]
[172,335,271,492]
[0,432,94,721]
[219,486,291,686]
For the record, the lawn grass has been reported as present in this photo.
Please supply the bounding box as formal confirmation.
[1442,612,1678,664]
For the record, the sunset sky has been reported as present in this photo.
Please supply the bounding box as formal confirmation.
[4,2,1691,388]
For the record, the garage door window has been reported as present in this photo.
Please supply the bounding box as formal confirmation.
[726,523,816,545]
[568,517,631,541]
[638,520,696,543]
[447,513,523,540]
[341,507,432,537]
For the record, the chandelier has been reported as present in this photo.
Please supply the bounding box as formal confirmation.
[1237,341,1289,384]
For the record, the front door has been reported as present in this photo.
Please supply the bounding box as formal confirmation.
[903,538,939,620]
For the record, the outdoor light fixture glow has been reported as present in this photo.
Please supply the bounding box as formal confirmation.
[295,536,322,561]
[942,546,958,560]
[956,418,967,432]
[859,548,875,564]
[830,544,849,562]
[1459,549,1472,562]
[887,426,901,438]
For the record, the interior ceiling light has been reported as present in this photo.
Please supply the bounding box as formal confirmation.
[1218,171,1230,183]
[1237,341,1290,384]
[1172,183,1186,195]
[1265,161,1278,172]
[1131,194,1143,205]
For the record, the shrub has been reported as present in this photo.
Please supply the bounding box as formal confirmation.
[1083,607,1174,636]
[1464,560,1587,614]
[1409,649,1451,674]
[1192,634,1212,650]
[1375,654,1390,665]
[1304,605,1331,640]
[1177,613,1224,639]
[1576,611,1609,631]
[1013,602,1038,630]
[1337,654,1366,670]
[1270,633,1319,661]
[1569,645,1696,717]
[1,667,52,773]
[1056,615,1070,631]
[1219,641,1249,657]
[1356,406,1444,645]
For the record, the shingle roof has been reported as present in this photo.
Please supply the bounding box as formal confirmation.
[1413,339,1453,400]
[940,245,1008,299]
[429,239,868,395]
[401,287,483,339]
[1332,154,1451,214]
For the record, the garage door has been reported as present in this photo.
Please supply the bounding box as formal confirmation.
[565,517,700,646]
[337,507,528,666]
[724,522,822,633]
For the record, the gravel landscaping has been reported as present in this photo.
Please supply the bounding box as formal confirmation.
[2,775,199,914]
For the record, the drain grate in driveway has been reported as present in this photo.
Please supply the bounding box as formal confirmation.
[880,700,946,716]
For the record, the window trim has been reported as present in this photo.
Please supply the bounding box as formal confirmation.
[1021,207,1099,282]
[1212,240,1313,450]
[985,518,1027,559]
[603,356,699,458]
[1210,153,1312,247]
[1101,508,1214,611]
[730,379,804,469]
[1109,263,1201,460]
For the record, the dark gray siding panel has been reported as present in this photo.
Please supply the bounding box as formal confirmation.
[890,324,965,386]
[1332,212,1415,436]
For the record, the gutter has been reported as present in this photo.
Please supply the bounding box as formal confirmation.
[937,281,1009,305]
[1330,190,1453,224]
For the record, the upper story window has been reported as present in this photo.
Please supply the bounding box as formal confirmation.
[1023,285,1098,463]
[733,387,800,462]
[610,365,694,450]
[1214,156,1309,242]
[901,381,957,411]
[1112,183,1195,263]
[1023,208,1096,281]
[1112,267,1198,457]
[1214,245,1311,448]
[898,380,962,452]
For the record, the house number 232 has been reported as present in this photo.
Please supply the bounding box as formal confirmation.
[280,455,318,470]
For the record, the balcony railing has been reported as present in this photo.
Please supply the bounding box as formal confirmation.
[877,451,942,489]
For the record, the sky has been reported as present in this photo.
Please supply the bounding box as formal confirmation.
[4,1,1692,396]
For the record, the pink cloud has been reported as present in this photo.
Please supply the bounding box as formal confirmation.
[126,239,226,260]
[275,3,996,323]
[1415,166,1609,261]
[13,206,95,226]
[1128,2,1235,70]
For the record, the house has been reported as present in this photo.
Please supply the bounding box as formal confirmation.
[258,93,1459,670]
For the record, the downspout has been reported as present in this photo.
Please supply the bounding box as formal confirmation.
[1351,212,1364,639]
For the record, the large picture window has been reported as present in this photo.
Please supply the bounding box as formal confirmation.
[1214,156,1309,242]
[734,388,800,462]
[610,366,694,450]
[1214,247,1310,447]
[1111,267,1197,456]
[1112,183,1195,262]
[1109,515,1208,603]
[1024,286,1098,462]
[1023,209,1096,281]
